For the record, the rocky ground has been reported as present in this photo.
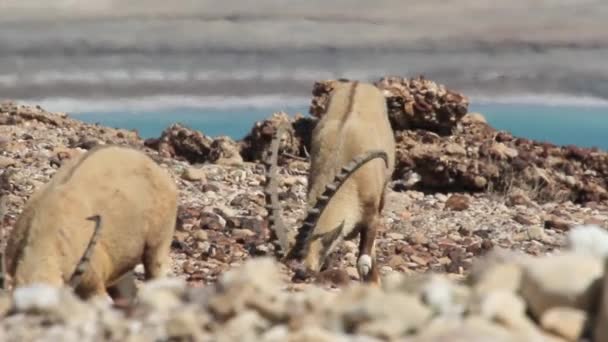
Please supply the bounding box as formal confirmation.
[1,78,608,341]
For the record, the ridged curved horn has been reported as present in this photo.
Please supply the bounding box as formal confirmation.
[68,214,103,288]
[263,123,293,255]
[285,150,389,260]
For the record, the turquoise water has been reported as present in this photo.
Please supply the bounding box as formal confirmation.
[71,103,608,150]
[71,106,307,141]
[470,103,608,150]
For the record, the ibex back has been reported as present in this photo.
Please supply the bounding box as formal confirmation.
[266,80,395,284]
[1,145,178,299]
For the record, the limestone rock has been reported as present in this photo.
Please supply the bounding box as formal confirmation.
[208,257,286,321]
[145,123,214,163]
[210,136,243,166]
[540,307,586,341]
[240,112,314,162]
[0,156,16,168]
[519,252,603,319]
[566,224,608,258]
[12,285,94,324]
[333,285,432,339]
[444,194,470,211]
[181,167,207,182]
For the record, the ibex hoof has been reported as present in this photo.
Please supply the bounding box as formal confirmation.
[357,254,372,278]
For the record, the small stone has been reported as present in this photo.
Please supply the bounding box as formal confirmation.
[473,176,488,188]
[435,193,448,202]
[444,194,470,211]
[472,262,523,296]
[407,232,429,245]
[545,217,572,231]
[193,230,208,242]
[399,210,412,220]
[513,213,536,225]
[346,267,359,279]
[507,189,532,206]
[181,167,207,182]
[527,226,545,241]
[232,228,256,240]
[0,156,16,168]
[444,143,466,156]
[490,142,518,159]
[540,307,587,341]
[387,255,407,269]
[342,240,358,254]
[380,266,393,274]
[411,255,429,266]
[584,217,605,226]
[386,232,405,241]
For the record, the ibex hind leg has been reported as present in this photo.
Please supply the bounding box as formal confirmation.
[357,215,381,285]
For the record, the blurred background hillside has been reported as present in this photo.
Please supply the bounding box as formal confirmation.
[1,0,607,107]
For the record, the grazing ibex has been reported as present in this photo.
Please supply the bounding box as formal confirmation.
[265,80,396,284]
[1,144,178,299]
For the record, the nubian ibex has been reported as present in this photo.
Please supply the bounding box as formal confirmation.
[265,80,396,284]
[1,144,178,299]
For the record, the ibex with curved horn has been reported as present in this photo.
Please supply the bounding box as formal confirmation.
[1,145,178,299]
[265,80,395,284]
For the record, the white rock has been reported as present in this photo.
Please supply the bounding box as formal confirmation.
[13,284,61,313]
[520,252,603,319]
[566,224,608,258]
[540,307,587,341]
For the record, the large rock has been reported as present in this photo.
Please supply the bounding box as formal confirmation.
[540,307,587,342]
[145,123,242,165]
[566,224,608,258]
[330,285,433,340]
[240,112,315,163]
[11,285,95,324]
[145,123,214,163]
[209,136,243,166]
[519,252,604,320]
[207,257,288,322]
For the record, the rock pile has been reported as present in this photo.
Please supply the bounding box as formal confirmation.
[144,123,243,165]
[393,114,608,204]
[1,224,608,341]
[309,76,469,134]
[240,111,315,163]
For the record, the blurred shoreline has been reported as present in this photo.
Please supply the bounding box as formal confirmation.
[2,0,608,112]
